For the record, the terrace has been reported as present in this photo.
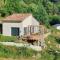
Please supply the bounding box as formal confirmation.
[16,25,48,48]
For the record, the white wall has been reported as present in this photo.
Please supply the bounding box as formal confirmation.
[32,17,39,33]
[2,22,23,36]
[22,15,32,27]
[22,15,39,27]
[22,15,39,34]
[2,15,39,36]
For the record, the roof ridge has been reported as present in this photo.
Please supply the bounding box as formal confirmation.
[2,13,32,22]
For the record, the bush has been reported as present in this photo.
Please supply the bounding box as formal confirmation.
[49,15,60,25]
[55,37,60,44]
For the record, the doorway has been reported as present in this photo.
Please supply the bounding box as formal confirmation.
[0,24,2,34]
[11,27,19,36]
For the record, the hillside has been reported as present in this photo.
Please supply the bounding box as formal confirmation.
[0,0,60,26]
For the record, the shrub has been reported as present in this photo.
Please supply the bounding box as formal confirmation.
[55,37,60,44]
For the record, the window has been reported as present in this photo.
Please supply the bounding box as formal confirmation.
[24,27,27,35]
[32,26,34,33]
[30,26,34,34]
[11,27,19,36]
[24,26,34,35]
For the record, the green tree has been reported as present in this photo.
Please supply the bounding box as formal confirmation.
[34,3,49,26]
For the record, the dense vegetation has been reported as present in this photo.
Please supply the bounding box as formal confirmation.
[0,0,60,60]
[0,0,60,26]
[0,44,37,58]
[0,44,60,60]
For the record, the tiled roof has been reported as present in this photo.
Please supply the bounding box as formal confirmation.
[3,13,32,22]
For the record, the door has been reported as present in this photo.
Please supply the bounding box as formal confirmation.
[11,27,19,36]
[0,24,2,34]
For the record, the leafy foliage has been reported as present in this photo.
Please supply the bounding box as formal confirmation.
[0,0,60,26]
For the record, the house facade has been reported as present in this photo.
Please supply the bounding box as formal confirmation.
[0,13,39,36]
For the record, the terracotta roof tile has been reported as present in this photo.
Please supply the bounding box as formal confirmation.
[3,13,32,22]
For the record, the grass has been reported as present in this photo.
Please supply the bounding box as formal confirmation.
[0,44,38,58]
[0,27,60,60]
[42,27,60,60]
[41,51,55,60]
[0,35,17,42]
[45,27,60,50]
[0,57,36,60]
[0,44,60,60]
